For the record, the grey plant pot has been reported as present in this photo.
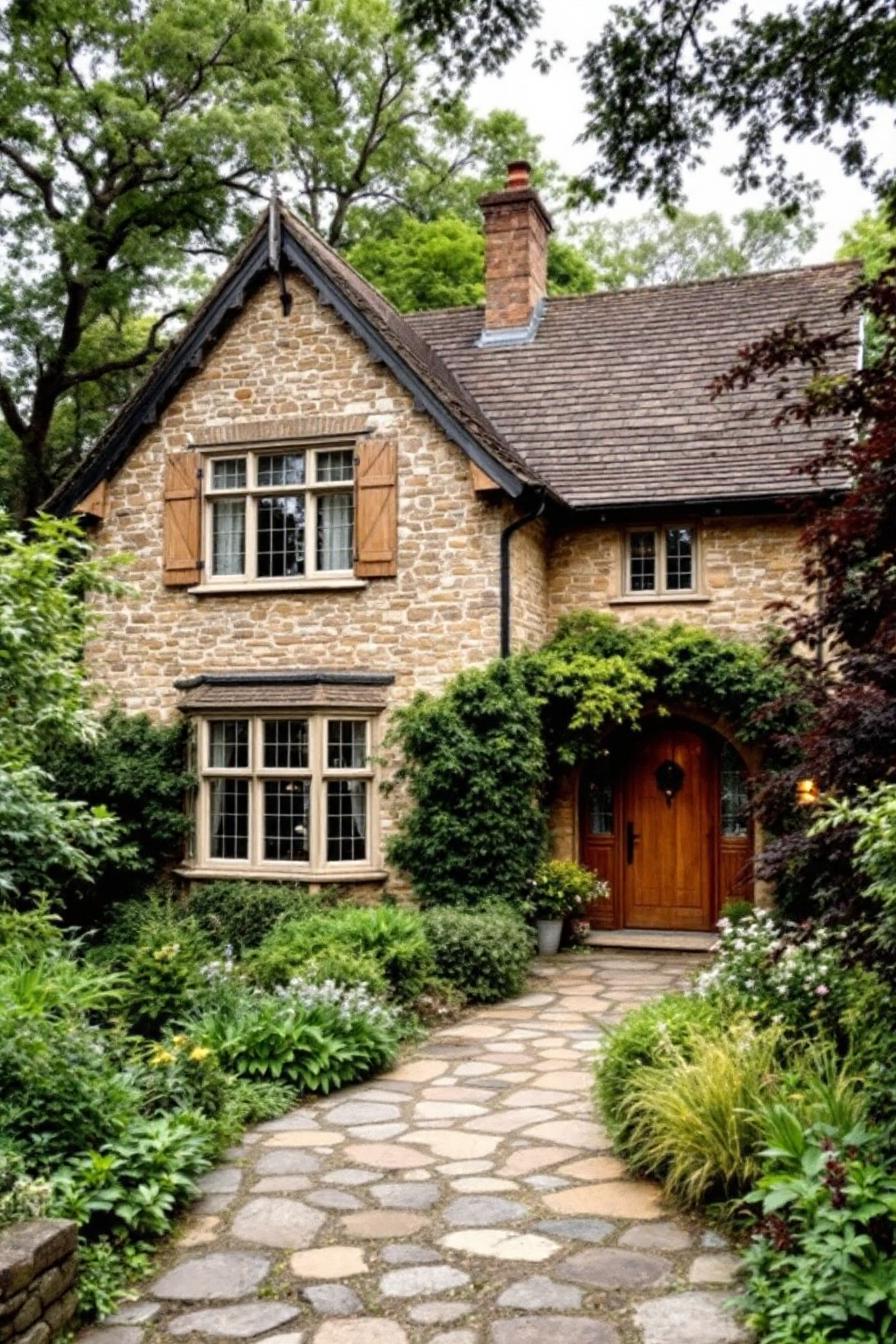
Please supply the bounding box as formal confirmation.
[536,918,563,955]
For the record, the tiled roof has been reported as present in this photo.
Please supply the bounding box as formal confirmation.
[175,669,393,712]
[406,263,861,510]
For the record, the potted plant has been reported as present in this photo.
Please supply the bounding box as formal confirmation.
[528,860,605,955]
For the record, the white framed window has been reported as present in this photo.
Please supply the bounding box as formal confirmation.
[624,525,698,596]
[197,712,378,875]
[203,445,355,583]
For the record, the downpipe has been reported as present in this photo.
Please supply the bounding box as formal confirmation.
[500,492,546,657]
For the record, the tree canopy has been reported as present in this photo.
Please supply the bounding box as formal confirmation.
[578,207,817,290]
[401,0,896,216]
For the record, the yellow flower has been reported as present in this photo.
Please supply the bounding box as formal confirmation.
[171,1034,188,1048]
[189,1046,212,1063]
[150,1048,175,1067]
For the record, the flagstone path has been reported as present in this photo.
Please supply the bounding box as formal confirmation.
[84,952,749,1344]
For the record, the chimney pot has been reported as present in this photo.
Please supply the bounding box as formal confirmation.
[506,160,531,190]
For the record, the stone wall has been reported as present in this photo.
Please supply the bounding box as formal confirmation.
[548,515,807,639]
[0,1222,78,1344]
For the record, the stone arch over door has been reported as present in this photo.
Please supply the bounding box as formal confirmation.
[578,716,755,932]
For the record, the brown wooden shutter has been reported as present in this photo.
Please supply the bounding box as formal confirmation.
[163,450,202,586]
[354,438,397,578]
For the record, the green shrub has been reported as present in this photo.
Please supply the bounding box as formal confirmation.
[423,905,533,1002]
[98,894,213,1036]
[52,1110,214,1239]
[595,992,724,1157]
[46,709,192,922]
[740,1089,896,1343]
[76,1237,153,1322]
[387,659,548,907]
[618,1018,781,1204]
[185,880,323,953]
[298,946,389,997]
[189,979,399,1093]
[249,905,433,1001]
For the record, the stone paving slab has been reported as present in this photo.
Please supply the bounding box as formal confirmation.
[79,951,751,1344]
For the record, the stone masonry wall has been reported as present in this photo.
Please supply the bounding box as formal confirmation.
[85,274,550,879]
[548,515,807,638]
[0,1222,78,1344]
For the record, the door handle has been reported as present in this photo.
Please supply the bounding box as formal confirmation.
[626,821,639,864]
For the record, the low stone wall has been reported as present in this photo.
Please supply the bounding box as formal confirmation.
[0,1221,78,1344]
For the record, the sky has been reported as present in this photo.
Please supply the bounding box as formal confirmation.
[467,0,889,262]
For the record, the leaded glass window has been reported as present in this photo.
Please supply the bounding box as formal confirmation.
[721,743,749,837]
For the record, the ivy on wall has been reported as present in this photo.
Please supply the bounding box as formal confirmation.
[387,613,804,906]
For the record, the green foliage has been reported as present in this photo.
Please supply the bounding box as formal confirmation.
[249,905,433,1001]
[0,516,127,903]
[190,979,399,1093]
[46,710,192,918]
[75,1237,153,1322]
[618,1018,782,1204]
[0,1143,51,1229]
[387,658,548,907]
[423,905,532,1002]
[0,0,289,517]
[837,208,896,281]
[813,784,896,957]
[528,859,607,918]
[349,214,485,311]
[577,207,817,289]
[52,1110,214,1240]
[185,880,322,953]
[740,1093,896,1343]
[595,992,725,1159]
[98,895,214,1036]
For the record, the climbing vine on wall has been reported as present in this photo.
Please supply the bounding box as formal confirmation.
[387,613,804,907]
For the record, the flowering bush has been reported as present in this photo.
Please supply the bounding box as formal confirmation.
[0,1144,51,1228]
[188,978,400,1093]
[696,910,851,1035]
[527,859,608,919]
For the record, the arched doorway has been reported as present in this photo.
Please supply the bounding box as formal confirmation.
[580,720,753,932]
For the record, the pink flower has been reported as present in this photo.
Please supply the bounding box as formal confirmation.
[815,984,830,997]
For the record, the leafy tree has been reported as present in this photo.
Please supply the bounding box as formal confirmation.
[0,0,290,520]
[837,208,896,280]
[348,212,595,311]
[401,0,896,216]
[578,208,817,289]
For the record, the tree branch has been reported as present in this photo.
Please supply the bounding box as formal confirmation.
[0,377,27,441]
[60,307,188,389]
[0,141,62,220]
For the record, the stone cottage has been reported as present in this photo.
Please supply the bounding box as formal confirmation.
[48,163,858,934]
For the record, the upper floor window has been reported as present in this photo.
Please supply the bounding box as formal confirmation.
[625,526,697,596]
[205,446,354,582]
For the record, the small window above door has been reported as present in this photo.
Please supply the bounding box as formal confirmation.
[622,526,702,598]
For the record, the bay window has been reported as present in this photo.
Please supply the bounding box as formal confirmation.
[198,713,376,873]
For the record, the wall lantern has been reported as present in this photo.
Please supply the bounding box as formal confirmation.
[796,778,821,807]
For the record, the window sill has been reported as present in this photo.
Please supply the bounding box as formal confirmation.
[176,865,387,883]
[609,593,711,606]
[187,578,368,595]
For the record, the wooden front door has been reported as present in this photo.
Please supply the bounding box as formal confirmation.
[622,725,714,931]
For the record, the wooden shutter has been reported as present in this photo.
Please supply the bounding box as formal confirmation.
[163,451,202,586]
[354,437,397,578]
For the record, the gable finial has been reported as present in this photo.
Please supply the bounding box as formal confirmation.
[267,170,292,317]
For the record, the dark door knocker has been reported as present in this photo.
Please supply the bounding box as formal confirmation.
[656,759,685,807]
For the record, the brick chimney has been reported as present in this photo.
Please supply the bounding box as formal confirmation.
[479,160,554,343]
